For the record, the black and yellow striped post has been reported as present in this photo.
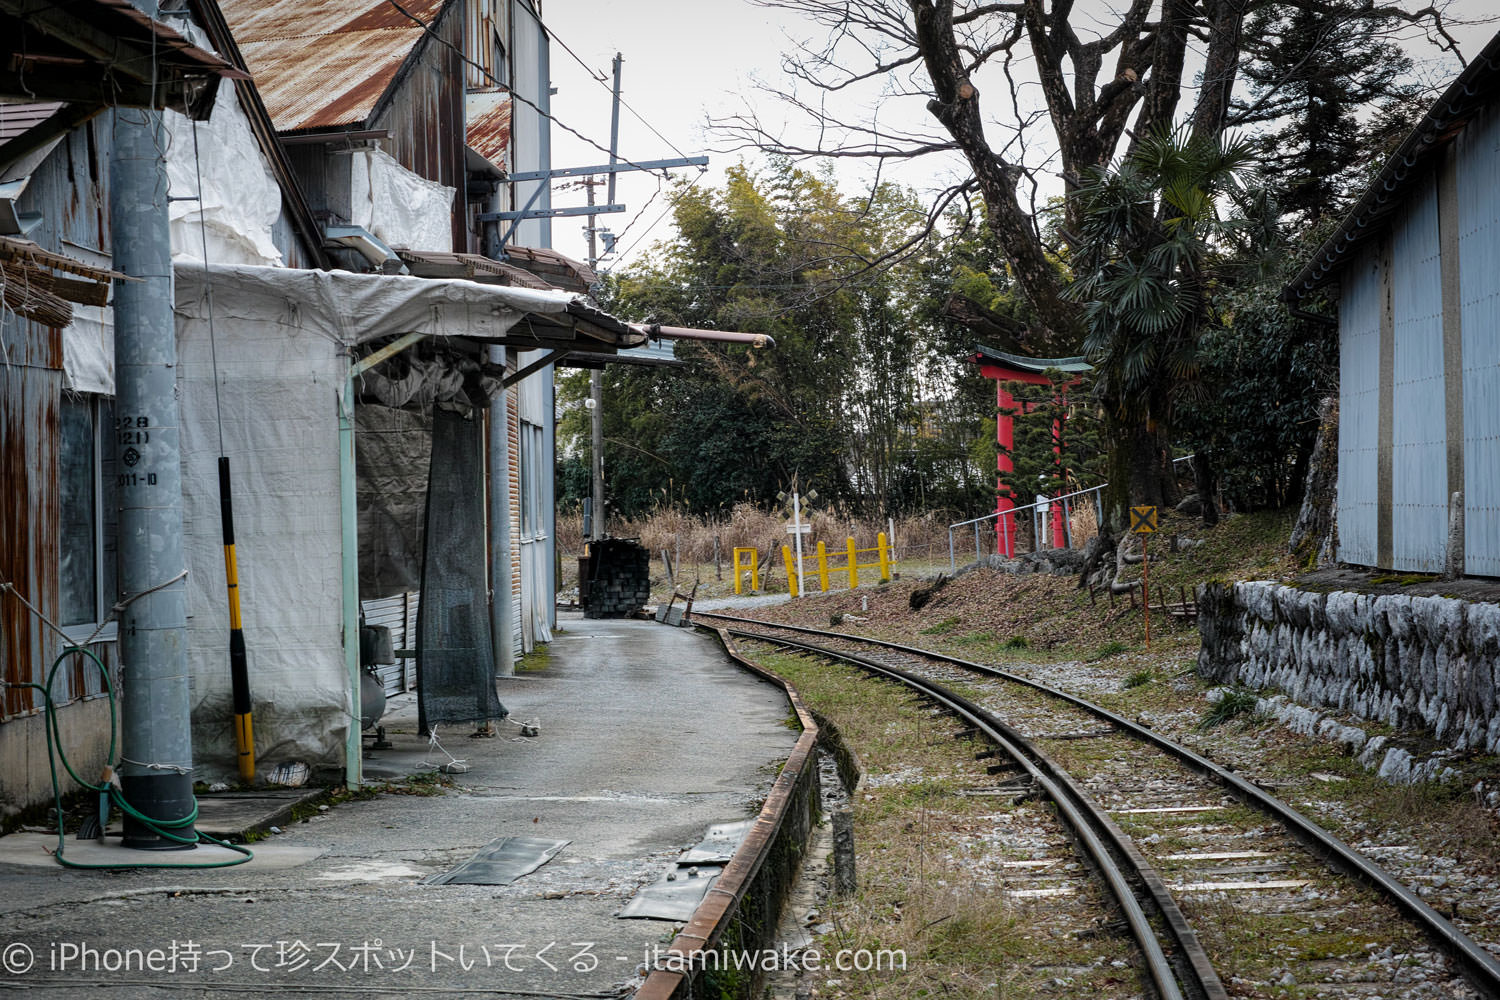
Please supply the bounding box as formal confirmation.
[219,457,255,782]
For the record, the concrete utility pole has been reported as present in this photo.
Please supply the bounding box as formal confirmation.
[110,0,196,848]
[585,176,606,540]
[584,54,623,542]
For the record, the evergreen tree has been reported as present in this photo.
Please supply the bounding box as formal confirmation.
[1237,1,1421,223]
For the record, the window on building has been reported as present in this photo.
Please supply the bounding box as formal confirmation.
[59,393,117,639]
[518,419,533,537]
[492,29,509,88]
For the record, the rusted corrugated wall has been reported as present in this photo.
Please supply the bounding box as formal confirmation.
[0,117,119,725]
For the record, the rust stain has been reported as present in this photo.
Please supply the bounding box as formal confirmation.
[303,72,399,131]
[222,0,448,132]
[0,366,47,720]
[337,0,445,34]
[466,97,510,170]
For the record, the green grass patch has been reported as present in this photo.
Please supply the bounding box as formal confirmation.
[1122,668,1154,689]
[1090,640,1131,660]
[1002,635,1030,649]
[1198,687,1261,729]
[919,615,963,635]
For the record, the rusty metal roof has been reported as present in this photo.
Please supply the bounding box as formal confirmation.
[218,0,448,132]
[502,245,597,294]
[466,92,510,173]
[397,248,552,290]
[0,103,63,143]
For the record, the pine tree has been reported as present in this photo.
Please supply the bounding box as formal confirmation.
[1236,1,1422,223]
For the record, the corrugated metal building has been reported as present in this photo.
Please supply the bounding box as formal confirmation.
[1286,31,1500,577]
[0,1,263,809]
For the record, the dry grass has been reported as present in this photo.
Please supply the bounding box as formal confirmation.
[1070,496,1099,546]
[557,505,963,598]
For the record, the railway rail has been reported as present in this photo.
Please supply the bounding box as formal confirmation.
[695,609,1500,1000]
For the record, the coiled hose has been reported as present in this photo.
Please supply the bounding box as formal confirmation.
[15,645,253,869]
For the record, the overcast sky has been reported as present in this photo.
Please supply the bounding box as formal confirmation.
[541,1,1497,272]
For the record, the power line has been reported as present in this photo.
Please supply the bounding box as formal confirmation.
[536,20,693,162]
[608,170,707,265]
[383,0,671,180]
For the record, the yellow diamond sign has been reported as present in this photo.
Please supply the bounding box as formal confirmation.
[1130,505,1158,535]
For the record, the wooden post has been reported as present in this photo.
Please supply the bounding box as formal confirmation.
[714,535,721,580]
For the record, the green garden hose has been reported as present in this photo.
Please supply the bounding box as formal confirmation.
[17,646,253,869]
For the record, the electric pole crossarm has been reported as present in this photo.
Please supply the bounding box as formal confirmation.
[478,204,625,222]
[504,156,707,183]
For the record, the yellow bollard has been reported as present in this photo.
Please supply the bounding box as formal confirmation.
[732,547,759,594]
[847,537,859,589]
[878,531,891,583]
[816,541,830,592]
[782,544,799,598]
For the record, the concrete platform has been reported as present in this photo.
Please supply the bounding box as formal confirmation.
[0,614,798,998]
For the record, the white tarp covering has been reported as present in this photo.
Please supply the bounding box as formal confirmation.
[349,148,456,253]
[61,305,113,395]
[173,263,578,776]
[165,79,284,268]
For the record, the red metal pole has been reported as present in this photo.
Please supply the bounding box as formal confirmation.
[997,383,1016,557]
[1051,397,1067,549]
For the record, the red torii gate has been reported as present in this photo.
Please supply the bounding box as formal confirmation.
[966,345,1092,557]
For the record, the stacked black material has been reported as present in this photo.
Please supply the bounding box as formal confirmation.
[580,538,651,618]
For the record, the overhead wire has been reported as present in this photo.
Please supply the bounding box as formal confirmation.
[542,26,693,163]
[383,0,674,181]
[608,170,709,265]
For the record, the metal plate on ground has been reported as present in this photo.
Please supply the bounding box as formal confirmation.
[425,836,569,886]
[619,865,724,920]
[678,819,755,865]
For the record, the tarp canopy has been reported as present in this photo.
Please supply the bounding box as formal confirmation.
[173,263,639,776]
[176,263,643,353]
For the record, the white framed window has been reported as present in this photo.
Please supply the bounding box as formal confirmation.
[59,392,118,644]
[519,418,535,537]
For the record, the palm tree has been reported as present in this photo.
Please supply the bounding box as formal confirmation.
[1064,128,1261,530]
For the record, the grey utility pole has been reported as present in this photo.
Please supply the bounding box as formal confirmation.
[586,53,623,542]
[110,0,196,848]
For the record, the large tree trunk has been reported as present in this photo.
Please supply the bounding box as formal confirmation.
[1194,453,1220,527]
[1290,397,1339,568]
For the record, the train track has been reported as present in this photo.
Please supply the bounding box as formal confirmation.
[696,610,1500,1000]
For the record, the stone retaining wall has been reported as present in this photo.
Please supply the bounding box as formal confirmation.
[1198,581,1500,754]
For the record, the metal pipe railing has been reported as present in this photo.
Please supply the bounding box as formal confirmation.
[946,454,1199,572]
[947,483,1105,572]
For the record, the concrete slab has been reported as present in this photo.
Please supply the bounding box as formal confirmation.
[195,788,325,838]
[0,835,325,871]
[0,614,799,998]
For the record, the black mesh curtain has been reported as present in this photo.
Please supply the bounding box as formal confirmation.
[417,405,506,731]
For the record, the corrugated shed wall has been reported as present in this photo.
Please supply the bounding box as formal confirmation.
[361,592,418,695]
[370,0,465,251]
[1389,176,1448,572]
[1,118,117,723]
[1458,101,1500,577]
[1337,246,1383,568]
[507,384,522,658]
